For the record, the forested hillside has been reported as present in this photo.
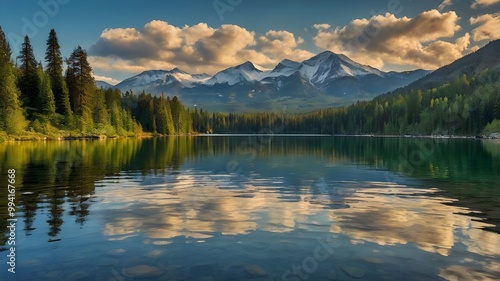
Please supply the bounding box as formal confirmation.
[0,27,192,140]
[192,68,500,136]
[404,39,500,92]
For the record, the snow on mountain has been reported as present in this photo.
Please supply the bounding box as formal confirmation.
[205,61,269,86]
[113,51,429,112]
[191,73,212,80]
[298,51,383,87]
[268,59,301,78]
[117,68,210,91]
[204,52,386,87]
[165,68,211,87]
[116,51,419,94]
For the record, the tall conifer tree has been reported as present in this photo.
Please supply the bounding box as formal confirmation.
[17,35,40,110]
[65,46,94,116]
[45,29,72,118]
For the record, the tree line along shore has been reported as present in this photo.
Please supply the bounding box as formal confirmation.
[1,27,499,142]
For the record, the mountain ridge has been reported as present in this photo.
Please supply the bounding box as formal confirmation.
[98,50,431,112]
[403,39,500,91]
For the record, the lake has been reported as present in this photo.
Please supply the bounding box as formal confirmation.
[1,136,499,280]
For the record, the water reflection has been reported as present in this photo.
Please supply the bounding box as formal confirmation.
[97,173,497,256]
[0,140,140,244]
[0,137,499,280]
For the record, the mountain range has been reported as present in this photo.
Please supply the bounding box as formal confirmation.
[97,51,431,112]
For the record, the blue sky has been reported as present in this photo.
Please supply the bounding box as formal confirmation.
[1,0,499,84]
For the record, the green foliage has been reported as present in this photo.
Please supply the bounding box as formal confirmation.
[191,69,500,136]
[104,88,121,109]
[154,94,175,135]
[37,65,56,117]
[133,92,192,135]
[45,29,63,77]
[0,27,141,138]
[45,29,72,119]
[2,25,498,138]
[136,91,156,132]
[0,26,11,66]
[65,46,94,118]
[109,102,123,133]
[483,119,500,134]
[28,117,59,135]
[191,111,287,134]
[494,94,500,120]
[170,96,191,134]
[17,36,40,110]
[0,63,27,134]
[0,27,27,134]
[92,88,109,126]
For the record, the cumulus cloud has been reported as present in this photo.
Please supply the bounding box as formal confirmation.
[313,10,469,70]
[471,0,500,8]
[438,0,453,10]
[470,13,500,41]
[89,21,312,75]
[312,23,331,30]
[256,30,313,62]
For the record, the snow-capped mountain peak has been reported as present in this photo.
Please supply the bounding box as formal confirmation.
[205,61,269,86]
[113,51,429,107]
[117,68,211,90]
[235,61,258,70]
[280,59,301,68]
[169,67,188,74]
[298,51,383,87]
[268,59,300,78]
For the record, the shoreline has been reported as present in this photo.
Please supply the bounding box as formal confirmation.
[0,132,156,142]
[333,134,500,140]
[2,132,499,142]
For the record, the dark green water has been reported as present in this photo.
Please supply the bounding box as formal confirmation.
[0,136,499,280]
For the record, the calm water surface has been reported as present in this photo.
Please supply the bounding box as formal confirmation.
[0,136,499,280]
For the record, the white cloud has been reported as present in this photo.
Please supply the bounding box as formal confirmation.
[313,10,469,70]
[438,0,453,11]
[471,0,500,8]
[256,30,313,62]
[88,56,164,73]
[470,13,500,41]
[312,23,331,30]
[89,21,311,75]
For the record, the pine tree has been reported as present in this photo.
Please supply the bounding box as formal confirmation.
[37,64,56,117]
[154,94,174,135]
[45,29,72,119]
[0,26,27,133]
[137,92,156,132]
[65,46,94,117]
[17,35,40,110]
[169,96,191,134]
[0,26,11,66]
